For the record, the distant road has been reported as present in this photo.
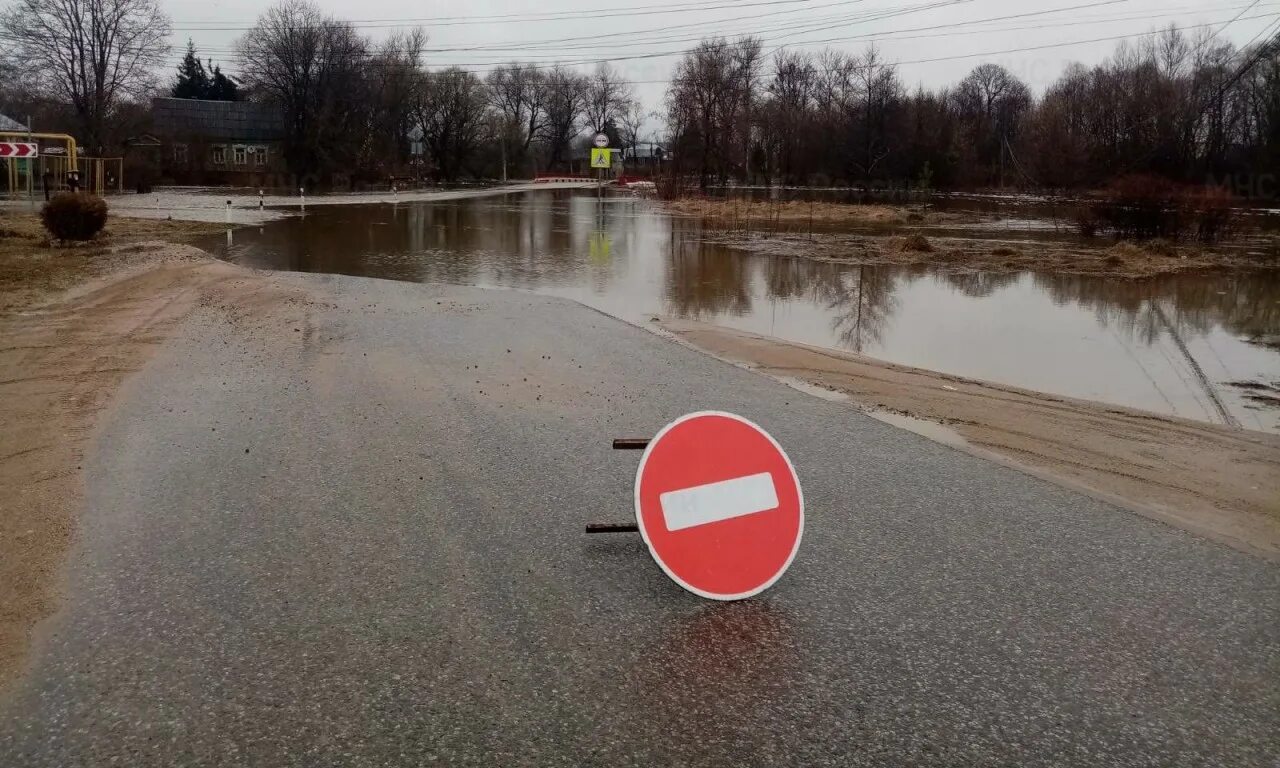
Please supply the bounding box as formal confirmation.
[1,274,1276,766]
[0,181,600,224]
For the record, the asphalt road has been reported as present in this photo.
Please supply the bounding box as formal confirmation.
[1,274,1277,766]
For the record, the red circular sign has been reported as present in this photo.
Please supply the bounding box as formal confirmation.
[634,411,804,600]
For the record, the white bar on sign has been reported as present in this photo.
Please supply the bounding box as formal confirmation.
[660,472,779,532]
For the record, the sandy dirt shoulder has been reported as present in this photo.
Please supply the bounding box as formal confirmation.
[0,238,310,687]
[662,318,1280,559]
[0,212,227,314]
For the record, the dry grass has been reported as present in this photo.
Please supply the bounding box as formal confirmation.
[1104,239,1183,263]
[891,233,934,252]
[665,198,911,225]
[0,210,225,315]
[700,228,1261,277]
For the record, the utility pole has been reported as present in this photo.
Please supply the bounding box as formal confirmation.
[999,133,1005,189]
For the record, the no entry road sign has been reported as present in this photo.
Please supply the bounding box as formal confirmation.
[0,142,37,158]
[634,411,803,600]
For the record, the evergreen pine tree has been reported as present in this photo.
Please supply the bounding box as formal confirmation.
[171,40,210,99]
[208,63,240,101]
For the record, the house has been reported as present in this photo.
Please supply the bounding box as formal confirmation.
[0,112,27,132]
[150,97,286,186]
[626,143,668,174]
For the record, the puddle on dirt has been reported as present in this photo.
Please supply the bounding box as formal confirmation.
[202,190,1280,433]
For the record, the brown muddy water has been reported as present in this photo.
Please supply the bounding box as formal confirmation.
[201,190,1280,433]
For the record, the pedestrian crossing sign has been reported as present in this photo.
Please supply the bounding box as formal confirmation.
[590,148,612,169]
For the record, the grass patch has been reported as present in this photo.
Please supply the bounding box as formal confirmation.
[891,233,934,253]
[666,198,909,225]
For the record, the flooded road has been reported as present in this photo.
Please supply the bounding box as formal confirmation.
[203,190,1280,432]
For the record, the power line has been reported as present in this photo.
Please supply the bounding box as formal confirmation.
[174,0,931,57]
[119,14,1275,84]
[8,2,1266,86]
[1219,15,1280,91]
[166,0,820,31]
[176,0,962,59]
[137,0,1137,67]
[167,3,1280,64]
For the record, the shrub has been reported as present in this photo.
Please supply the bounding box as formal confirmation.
[1072,205,1098,237]
[892,233,934,252]
[1092,174,1183,240]
[1187,185,1234,243]
[40,193,108,242]
[1144,238,1177,258]
[1078,175,1236,243]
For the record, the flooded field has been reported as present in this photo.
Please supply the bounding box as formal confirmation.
[202,190,1280,432]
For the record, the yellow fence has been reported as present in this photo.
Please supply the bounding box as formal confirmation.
[0,132,123,199]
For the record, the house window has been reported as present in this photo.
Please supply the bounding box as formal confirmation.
[253,146,267,166]
[172,144,188,165]
[211,146,225,165]
[233,146,247,166]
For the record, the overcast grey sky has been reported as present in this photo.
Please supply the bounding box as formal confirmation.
[161,0,1276,136]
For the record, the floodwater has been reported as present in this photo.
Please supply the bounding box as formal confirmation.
[202,190,1280,433]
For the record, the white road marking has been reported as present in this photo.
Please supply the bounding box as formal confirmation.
[659,472,779,532]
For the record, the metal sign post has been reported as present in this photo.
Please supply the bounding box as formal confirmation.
[592,133,610,200]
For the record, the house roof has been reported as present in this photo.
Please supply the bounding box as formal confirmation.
[152,97,284,141]
[0,112,28,132]
[630,143,667,160]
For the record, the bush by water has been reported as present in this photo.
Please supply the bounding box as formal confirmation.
[1075,175,1234,243]
[40,193,108,242]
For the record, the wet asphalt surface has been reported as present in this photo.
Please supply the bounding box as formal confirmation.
[1,274,1277,766]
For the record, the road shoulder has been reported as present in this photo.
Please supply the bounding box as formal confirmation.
[0,245,302,686]
[661,318,1280,559]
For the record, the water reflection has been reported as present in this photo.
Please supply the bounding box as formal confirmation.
[624,601,798,750]
[203,190,1280,432]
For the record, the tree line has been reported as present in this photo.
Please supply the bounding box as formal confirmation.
[232,0,641,184]
[3,0,1280,195]
[666,27,1280,194]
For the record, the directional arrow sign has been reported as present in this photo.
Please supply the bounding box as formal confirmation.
[634,411,804,600]
[0,142,38,158]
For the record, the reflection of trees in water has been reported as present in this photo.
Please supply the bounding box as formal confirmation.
[829,266,898,351]
[1032,271,1280,344]
[942,271,1020,298]
[664,229,753,317]
[763,258,899,352]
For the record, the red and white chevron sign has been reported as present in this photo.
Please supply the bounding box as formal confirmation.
[0,142,38,158]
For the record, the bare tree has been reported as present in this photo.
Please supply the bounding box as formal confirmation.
[583,62,634,137]
[765,50,816,184]
[365,29,426,177]
[539,66,587,171]
[487,63,548,178]
[953,63,1031,186]
[237,0,369,183]
[847,46,901,182]
[0,0,171,153]
[618,102,648,161]
[666,37,762,187]
[415,67,491,182]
